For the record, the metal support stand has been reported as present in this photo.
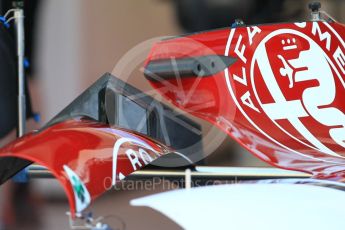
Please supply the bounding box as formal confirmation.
[4,3,26,137]
[14,8,26,137]
[4,3,27,183]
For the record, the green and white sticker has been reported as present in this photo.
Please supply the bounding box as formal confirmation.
[63,165,91,213]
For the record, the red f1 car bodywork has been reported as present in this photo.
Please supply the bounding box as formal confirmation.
[0,74,199,216]
[144,21,345,180]
[0,118,172,215]
[1,18,345,220]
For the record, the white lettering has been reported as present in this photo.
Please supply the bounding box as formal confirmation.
[112,137,158,185]
[139,148,153,164]
[126,149,142,170]
[235,35,247,63]
[333,46,345,74]
[241,91,260,113]
[312,22,331,51]
[295,22,307,28]
[233,67,247,86]
[247,26,261,45]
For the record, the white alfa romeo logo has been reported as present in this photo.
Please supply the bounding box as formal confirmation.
[225,22,345,160]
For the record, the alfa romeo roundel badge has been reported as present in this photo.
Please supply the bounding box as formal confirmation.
[225,22,345,159]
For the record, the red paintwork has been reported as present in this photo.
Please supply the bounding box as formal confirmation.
[145,21,345,180]
[0,118,172,216]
